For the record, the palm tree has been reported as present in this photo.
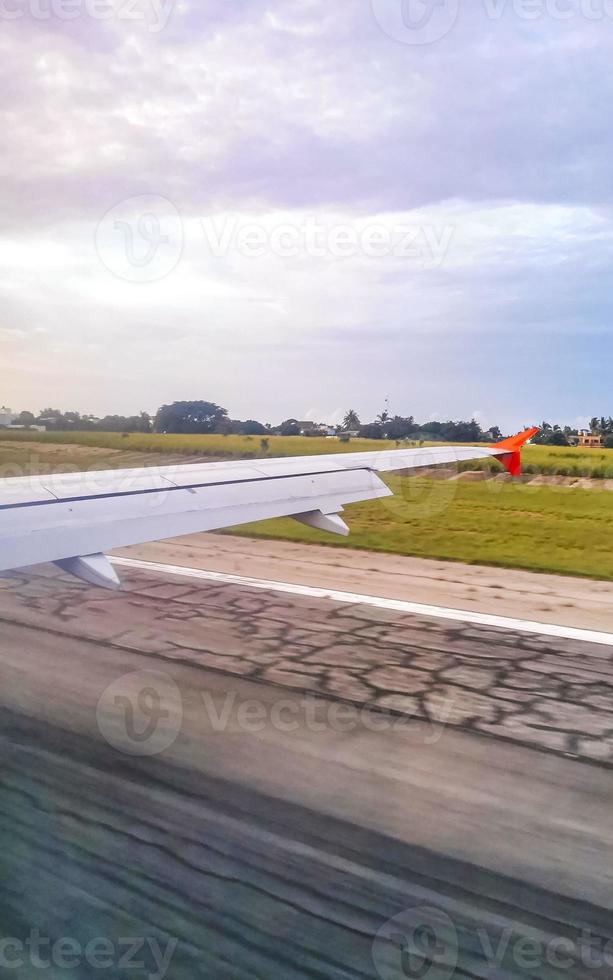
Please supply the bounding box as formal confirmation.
[342,409,361,431]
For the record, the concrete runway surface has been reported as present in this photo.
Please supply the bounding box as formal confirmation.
[1,551,613,978]
[117,533,613,633]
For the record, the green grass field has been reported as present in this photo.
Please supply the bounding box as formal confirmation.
[228,475,613,580]
[0,430,409,460]
[2,429,613,477]
[1,433,612,579]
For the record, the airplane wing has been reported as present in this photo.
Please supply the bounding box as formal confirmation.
[0,428,538,589]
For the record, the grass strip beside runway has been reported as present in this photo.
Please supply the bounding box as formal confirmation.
[226,475,613,580]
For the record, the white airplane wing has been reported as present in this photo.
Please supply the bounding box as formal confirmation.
[0,429,537,589]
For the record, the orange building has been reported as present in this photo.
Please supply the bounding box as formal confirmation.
[577,431,604,448]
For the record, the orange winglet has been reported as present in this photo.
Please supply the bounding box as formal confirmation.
[490,426,540,477]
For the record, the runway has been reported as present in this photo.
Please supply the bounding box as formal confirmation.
[2,558,613,764]
[1,553,613,977]
[114,533,613,632]
[112,554,613,646]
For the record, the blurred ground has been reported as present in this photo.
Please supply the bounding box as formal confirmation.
[2,556,613,977]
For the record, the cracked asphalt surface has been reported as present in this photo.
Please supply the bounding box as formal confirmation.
[1,563,612,765]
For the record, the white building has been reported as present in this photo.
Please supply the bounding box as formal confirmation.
[0,406,17,427]
[0,407,45,431]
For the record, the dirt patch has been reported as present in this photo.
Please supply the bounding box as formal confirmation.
[0,440,230,478]
[0,440,123,458]
[453,470,488,482]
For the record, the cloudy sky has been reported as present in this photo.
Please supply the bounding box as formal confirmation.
[1,0,612,429]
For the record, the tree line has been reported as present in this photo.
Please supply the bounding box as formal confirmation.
[6,402,607,446]
[8,402,502,441]
[532,419,613,448]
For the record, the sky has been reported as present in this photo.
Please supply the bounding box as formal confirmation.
[1,0,612,430]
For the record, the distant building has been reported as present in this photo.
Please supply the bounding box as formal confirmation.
[298,421,337,437]
[0,407,46,432]
[577,431,603,448]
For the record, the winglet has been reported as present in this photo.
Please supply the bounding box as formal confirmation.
[490,427,539,477]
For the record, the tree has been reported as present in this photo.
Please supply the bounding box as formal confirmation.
[36,408,67,431]
[279,419,301,436]
[97,416,125,432]
[136,411,152,433]
[239,420,268,435]
[441,419,483,442]
[532,422,569,446]
[418,420,444,440]
[385,415,415,440]
[15,411,36,427]
[154,401,228,434]
[358,423,384,440]
[342,409,361,431]
[98,414,149,433]
[214,417,236,435]
[549,430,569,446]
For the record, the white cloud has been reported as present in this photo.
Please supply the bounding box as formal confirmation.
[2,0,613,424]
